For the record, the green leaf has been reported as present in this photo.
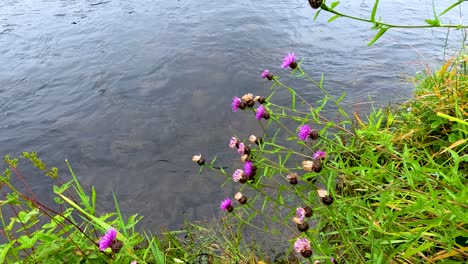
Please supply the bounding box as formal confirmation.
[371,0,379,22]
[439,1,464,17]
[313,9,322,22]
[368,27,389,46]
[330,1,340,9]
[328,14,340,23]
[425,19,440,26]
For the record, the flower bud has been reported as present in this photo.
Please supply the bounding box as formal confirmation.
[297,222,309,232]
[192,154,205,166]
[301,249,313,258]
[240,154,249,162]
[234,192,247,204]
[255,96,266,104]
[322,195,334,205]
[308,0,323,9]
[239,174,249,184]
[239,101,247,110]
[290,61,298,69]
[318,189,333,205]
[111,239,123,253]
[246,100,255,107]
[287,173,298,185]
[304,206,313,217]
[309,129,319,140]
[241,93,254,102]
[312,160,322,172]
[302,160,313,172]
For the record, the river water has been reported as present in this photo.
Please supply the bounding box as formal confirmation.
[0,0,466,230]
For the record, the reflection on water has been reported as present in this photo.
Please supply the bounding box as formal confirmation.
[0,0,466,229]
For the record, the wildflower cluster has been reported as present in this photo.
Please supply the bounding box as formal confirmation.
[193,50,468,263]
[193,53,336,260]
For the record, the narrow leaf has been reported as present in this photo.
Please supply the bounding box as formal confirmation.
[313,9,322,22]
[328,14,341,23]
[330,1,340,9]
[371,0,379,22]
[368,27,388,46]
[439,1,464,17]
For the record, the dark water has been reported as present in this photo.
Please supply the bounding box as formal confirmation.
[0,0,466,229]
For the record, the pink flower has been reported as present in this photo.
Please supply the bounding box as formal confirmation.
[261,69,270,78]
[232,96,242,112]
[256,105,268,120]
[293,237,311,253]
[237,142,245,155]
[296,207,306,222]
[232,169,244,182]
[244,161,254,177]
[98,228,117,251]
[220,198,233,212]
[229,137,238,148]
[313,150,326,160]
[298,125,311,141]
[282,53,296,68]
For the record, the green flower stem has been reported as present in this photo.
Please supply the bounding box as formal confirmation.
[230,209,285,236]
[244,203,298,234]
[322,4,468,29]
[297,67,354,126]
[272,78,355,135]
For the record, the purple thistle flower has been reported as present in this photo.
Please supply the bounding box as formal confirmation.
[232,96,242,112]
[296,207,306,222]
[261,69,270,78]
[98,228,117,251]
[237,142,245,155]
[256,105,266,120]
[293,237,311,253]
[298,125,311,141]
[244,161,253,177]
[232,169,244,182]
[313,150,327,161]
[282,53,296,68]
[229,137,238,149]
[220,198,233,211]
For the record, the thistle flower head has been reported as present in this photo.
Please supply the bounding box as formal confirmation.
[237,142,245,155]
[313,150,326,161]
[261,69,270,78]
[256,105,267,120]
[229,137,238,148]
[298,125,311,141]
[296,207,306,222]
[232,96,242,112]
[294,237,312,254]
[220,198,233,212]
[99,228,117,251]
[244,161,254,177]
[232,169,244,182]
[282,53,296,68]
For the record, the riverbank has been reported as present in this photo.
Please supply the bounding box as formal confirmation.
[1,52,466,263]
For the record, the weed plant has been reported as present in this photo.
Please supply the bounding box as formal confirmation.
[193,52,468,263]
[0,153,166,263]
